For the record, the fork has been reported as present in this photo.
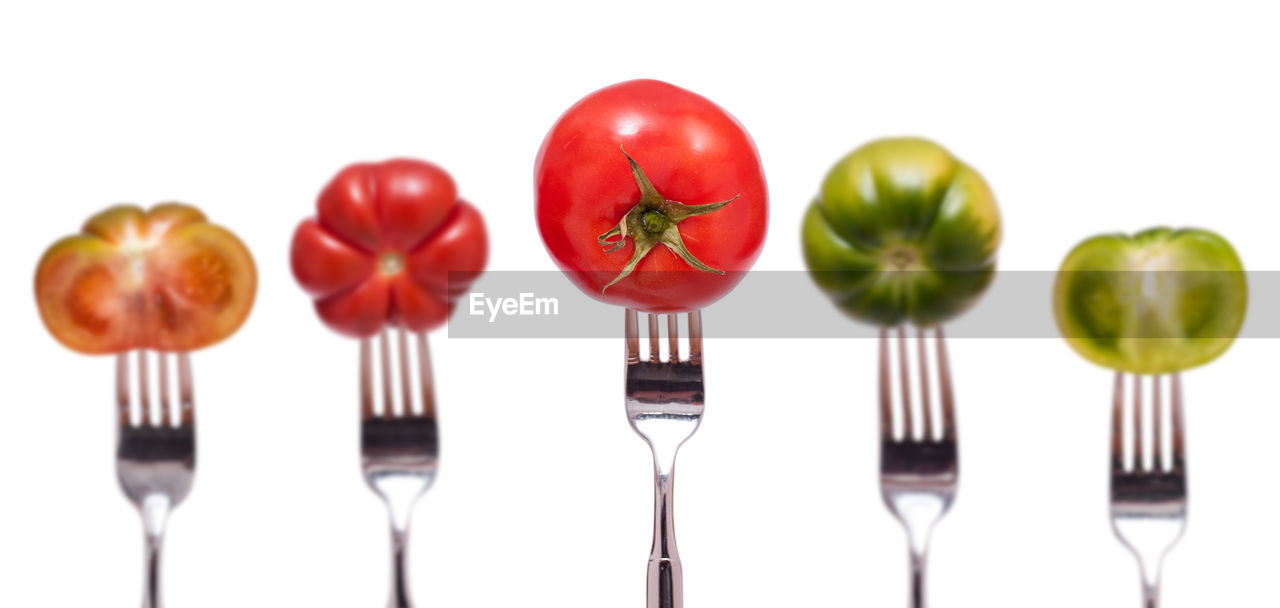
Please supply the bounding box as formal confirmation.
[1109,372,1187,608]
[624,309,705,608]
[878,326,958,608]
[115,350,196,608]
[361,328,439,608]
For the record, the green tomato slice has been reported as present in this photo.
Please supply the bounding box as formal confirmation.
[1053,227,1247,374]
[802,137,1001,326]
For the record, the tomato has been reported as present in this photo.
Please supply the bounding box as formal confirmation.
[291,159,488,337]
[535,79,768,313]
[1053,227,1246,374]
[801,137,1002,326]
[35,203,257,354]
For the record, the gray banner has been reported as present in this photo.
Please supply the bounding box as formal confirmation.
[447,271,1266,338]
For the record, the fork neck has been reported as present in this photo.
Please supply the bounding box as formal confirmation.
[378,477,427,534]
[650,444,681,555]
[141,494,173,539]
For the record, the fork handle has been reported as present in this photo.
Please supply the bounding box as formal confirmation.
[143,533,164,608]
[909,550,927,608]
[648,556,682,608]
[139,495,171,608]
[389,529,413,608]
[648,455,682,608]
[1142,582,1159,608]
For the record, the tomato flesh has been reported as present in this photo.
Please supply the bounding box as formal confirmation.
[1053,227,1247,374]
[35,203,257,354]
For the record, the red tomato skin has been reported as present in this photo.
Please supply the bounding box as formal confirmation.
[316,164,383,252]
[292,160,487,337]
[407,201,488,300]
[314,274,391,337]
[290,219,374,297]
[535,79,768,313]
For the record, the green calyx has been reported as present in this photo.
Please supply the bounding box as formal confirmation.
[596,146,738,292]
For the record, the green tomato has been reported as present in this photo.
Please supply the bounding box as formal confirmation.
[1053,228,1247,374]
[802,137,1002,326]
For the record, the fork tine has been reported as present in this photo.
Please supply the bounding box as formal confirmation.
[934,327,956,440]
[1171,373,1185,471]
[398,328,414,416]
[116,353,131,427]
[1132,373,1144,471]
[360,338,375,420]
[416,332,436,419]
[687,311,702,365]
[137,350,152,427]
[896,326,913,439]
[159,352,173,427]
[625,309,640,364]
[667,314,679,363]
[916,327,934,440]
[647,313,660,364]
[177,352,194,426]
[1111,372,1125,472]
[878,328,893,439]
[1153,374,1164,471]
[379,329,395,417]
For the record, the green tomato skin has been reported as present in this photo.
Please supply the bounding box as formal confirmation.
[802,137,1002,327]
[1053,227,1247,374]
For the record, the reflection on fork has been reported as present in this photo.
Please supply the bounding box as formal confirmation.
[360,328,439,608]
[624,309,705,608]
[1109,372,1187,608]
[115,350,196,608]
[877,326,958,608]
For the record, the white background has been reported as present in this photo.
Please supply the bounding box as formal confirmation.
[1,2,1277,606]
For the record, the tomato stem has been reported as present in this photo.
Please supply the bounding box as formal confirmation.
[883,243,923,271]
[595,146,738,293]
[642,210,667,233]
[379,252,406,276]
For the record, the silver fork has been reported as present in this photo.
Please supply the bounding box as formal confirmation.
[624,309,705,608]
[361,328,439,608]
[878,326,958,608]
[1109,372,1187,608]
[115,350,196,608]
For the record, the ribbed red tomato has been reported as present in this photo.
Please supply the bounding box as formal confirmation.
[535,79,768,312]
[291,159,488,337]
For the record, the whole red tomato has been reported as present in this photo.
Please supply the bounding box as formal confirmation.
[535,79,768,312]
[291,159,488,337]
